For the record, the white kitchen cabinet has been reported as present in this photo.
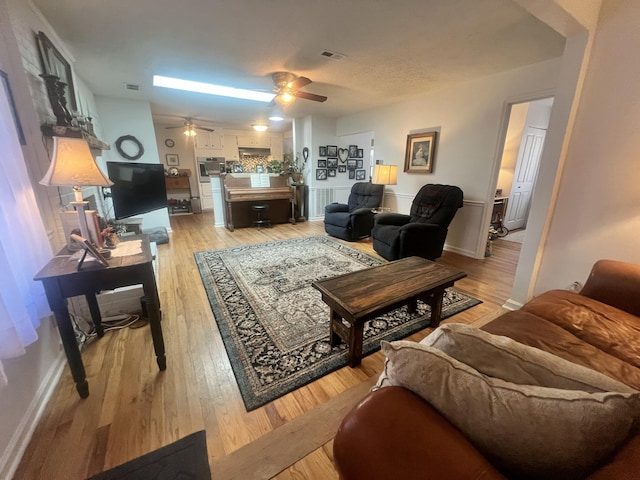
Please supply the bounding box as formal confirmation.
[270,135,283,160]
[223,134,239,160]
[237,134,270,148]
[199,180,213,210]
[195,132,223,151]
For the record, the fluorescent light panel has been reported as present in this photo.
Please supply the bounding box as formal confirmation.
[153,75,275,103]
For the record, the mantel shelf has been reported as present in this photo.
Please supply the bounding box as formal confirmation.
[41,124,110,151]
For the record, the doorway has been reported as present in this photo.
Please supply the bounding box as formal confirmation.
[495,97,553,242]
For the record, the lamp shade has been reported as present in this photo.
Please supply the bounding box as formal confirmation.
[372,165,398,185]
[40,136,113,188]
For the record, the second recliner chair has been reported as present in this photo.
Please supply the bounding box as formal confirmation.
[371,184,463,261]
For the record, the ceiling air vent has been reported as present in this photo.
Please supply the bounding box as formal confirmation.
[320,50,346,61]
[124,83,140,91]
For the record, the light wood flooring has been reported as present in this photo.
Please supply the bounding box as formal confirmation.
[13,213,520,479]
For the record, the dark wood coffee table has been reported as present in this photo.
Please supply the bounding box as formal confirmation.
[312,256,466,367]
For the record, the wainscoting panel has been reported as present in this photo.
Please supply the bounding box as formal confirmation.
[447,200,486,257]
[309,187,335,220]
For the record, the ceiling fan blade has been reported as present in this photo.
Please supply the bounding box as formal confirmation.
[165,125,183,129]
[294,90,327,102]
[289,76,312,90]
[198,127,215,132]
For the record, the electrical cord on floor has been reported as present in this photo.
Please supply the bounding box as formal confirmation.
[67,313,149,351]
[69,311,88,349]
[85,314,146,337]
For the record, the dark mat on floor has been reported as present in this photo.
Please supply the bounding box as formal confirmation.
[88,430,210,480]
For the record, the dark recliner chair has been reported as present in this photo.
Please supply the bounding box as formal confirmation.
[371,184,463,261]
[324,182,384,241]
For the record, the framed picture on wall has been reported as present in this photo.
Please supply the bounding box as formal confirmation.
[346,159,357,169]
[166,154,179,166]
[327,157,338,168]
[338,165,346,173]
[326,145,338,157]
[328,168,337,177]
[356,170,366,180]
[0,70,26,145]
[348,145,358,158]
[404,131,437,173]
[348,169,355,180]
[316,168,328,180]
[318,159,327,168]
[36,31,77,111]
[319,146,327,156]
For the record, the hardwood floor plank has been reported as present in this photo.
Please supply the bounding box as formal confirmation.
[213,376,377,480]
[13,213,519,479]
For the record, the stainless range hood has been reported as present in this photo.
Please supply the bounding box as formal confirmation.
[238,147,271,158]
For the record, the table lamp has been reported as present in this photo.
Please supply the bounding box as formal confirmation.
[40,136,113,242]
[372,164,398,209]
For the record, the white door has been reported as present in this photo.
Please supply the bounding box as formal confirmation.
[504,126,546,231]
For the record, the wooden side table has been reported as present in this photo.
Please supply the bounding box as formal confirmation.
[34,235,166,398]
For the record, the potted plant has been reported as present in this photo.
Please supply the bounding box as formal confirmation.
[284,152,307,183]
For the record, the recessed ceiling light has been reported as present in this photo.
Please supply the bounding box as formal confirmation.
[269,115,284,121]
[153,75,274,103]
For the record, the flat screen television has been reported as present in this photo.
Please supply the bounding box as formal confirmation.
[106,161,168,220]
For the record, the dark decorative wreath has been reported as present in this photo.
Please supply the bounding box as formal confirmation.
[115,135,144,160]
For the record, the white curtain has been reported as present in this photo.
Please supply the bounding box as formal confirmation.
[0,77,53,387]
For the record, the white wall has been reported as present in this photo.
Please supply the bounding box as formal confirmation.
[96,96,171,232]
[337,58,562,257]
[534,0,640,291]
[294,115,376,218]
[0,2,65,478]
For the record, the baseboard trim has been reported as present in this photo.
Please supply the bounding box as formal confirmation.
[0,352,65,480]
[502,298,523,311]
[443,244,477,258]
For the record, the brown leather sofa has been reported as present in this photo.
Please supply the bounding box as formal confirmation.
[333,259,640,479]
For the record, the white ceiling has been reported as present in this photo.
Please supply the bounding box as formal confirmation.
[31,0,565,133]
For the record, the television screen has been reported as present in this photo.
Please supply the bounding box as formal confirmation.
[106,162,168,220]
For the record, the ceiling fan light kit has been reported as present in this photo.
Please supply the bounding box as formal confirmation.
[274,92,295,105]
[270,71,327,106]
[252,124,268,132]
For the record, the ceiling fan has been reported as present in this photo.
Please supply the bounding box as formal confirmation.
[165,117,215,137]
[271,72,327,106]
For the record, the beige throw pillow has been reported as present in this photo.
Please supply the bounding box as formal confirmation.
[376,326,640,480]
[422,323,637,393]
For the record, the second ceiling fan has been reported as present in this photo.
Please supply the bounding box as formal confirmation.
[271,72,327,106]
[166,117,215,137]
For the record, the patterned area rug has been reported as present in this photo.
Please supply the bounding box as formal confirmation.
[195,236,481,411]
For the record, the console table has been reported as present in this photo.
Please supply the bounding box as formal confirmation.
[34,235,166,398]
